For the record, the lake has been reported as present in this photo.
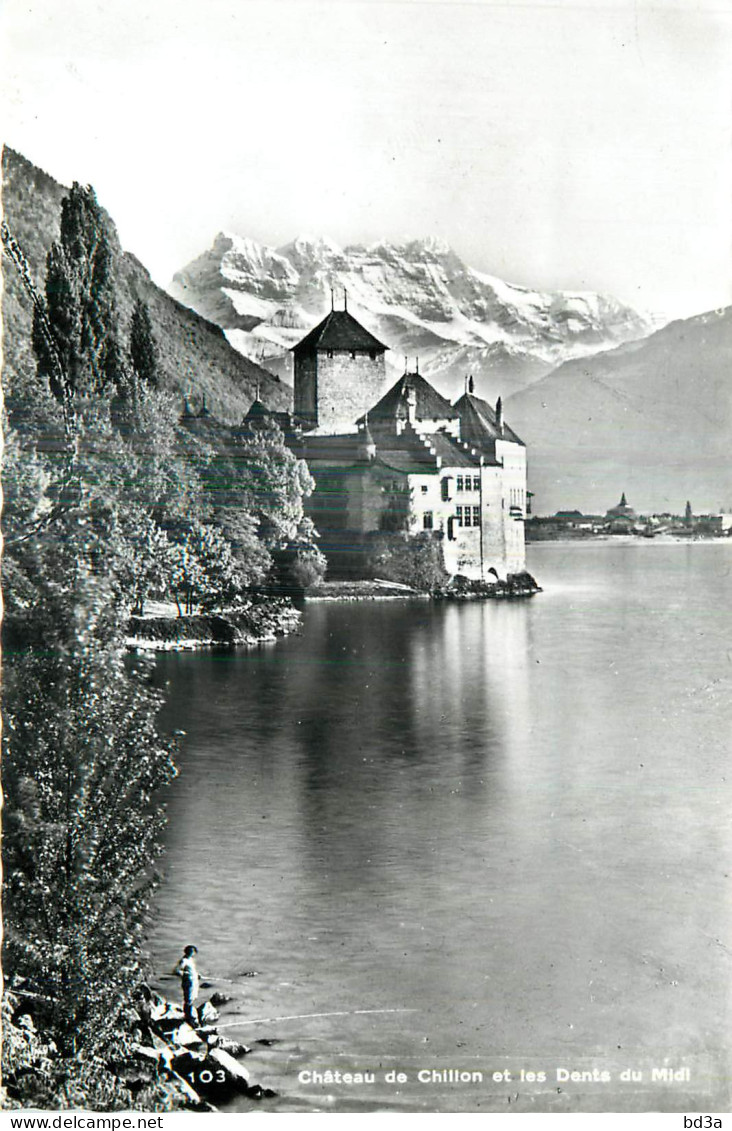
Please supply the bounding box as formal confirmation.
[151,541,732,1113]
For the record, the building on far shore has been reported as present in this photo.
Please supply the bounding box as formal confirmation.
[525,494,732,541]
[604,491,637,533]
[252,305,528,580]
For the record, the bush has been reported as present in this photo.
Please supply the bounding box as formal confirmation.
[269,543,327,592]
[287,546,327,589]
[366,531,448,591]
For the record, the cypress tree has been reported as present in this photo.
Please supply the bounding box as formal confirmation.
[34,183,126,401]
[129,298,159,388]
[2,180,180,1102]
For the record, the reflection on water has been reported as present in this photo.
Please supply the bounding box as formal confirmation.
[151,543,732,1112]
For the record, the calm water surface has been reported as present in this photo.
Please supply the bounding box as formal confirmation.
[151,543,732,1112]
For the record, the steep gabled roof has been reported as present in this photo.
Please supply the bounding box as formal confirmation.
[374,423,483,474]
[292,309,388,355]
[291,422,485,474]
[428,431,489,468]
[453,392,525,448]
[359,372,458,427]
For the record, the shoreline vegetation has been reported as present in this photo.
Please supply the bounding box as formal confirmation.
[126,596,302,651]
[1,182,327,1110]
[4,980,276,1113]
[125,573,545,653]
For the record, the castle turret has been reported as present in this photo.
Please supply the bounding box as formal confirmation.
[291,306,388,432]
[357,419,377,462]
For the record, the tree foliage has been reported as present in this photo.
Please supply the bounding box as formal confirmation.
[129,298,159,388]
[3,512,178,1060]
[33,183,126,402]
[170,522,259,614]
[366,531,449,591]
[233,416,315,548]
[2,179,321,1104]
[2,186,182,1096]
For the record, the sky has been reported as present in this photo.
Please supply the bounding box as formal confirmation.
[2,0,731,321]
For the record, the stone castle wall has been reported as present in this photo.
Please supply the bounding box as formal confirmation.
[294,353,318,426]
[304,351,387,431]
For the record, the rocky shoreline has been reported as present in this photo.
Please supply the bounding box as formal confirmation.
[131,986,276,1110]
[126,598,301,652]
[305,573,542,603]
[1,981,276,1112]
[434,570,542,600]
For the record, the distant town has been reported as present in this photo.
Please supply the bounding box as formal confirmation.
[527,493,732,540]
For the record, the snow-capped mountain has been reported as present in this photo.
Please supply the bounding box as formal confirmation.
[170,233,651,401]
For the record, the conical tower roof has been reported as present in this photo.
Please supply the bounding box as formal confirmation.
[292,309,388,355]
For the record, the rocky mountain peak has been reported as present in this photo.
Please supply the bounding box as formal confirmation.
[170,230,651,401]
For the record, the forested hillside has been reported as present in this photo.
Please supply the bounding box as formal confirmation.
[0,169,318,1110]
[2,147,290,424]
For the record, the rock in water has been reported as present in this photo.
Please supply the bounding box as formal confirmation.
[199,1001,220,1024]
[207,1035,251,1057]
[208,1046,252,1093]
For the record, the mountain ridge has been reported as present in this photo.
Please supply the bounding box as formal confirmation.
[505,305,732,514]
[171,230,651,401]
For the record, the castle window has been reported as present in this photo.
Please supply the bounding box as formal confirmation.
[327,350,334,358]
[350,351,356,359]
[472,506,481,526]
[473,476,480,491]
[464,508,472,527]
[455,506,464,527]
[456,475,464,492]
[369,350,376,360]
[441,478,452,501]
[421,485,428,494]
[423,511,434,530]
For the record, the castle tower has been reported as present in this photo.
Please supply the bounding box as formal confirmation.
[292,303,388,432]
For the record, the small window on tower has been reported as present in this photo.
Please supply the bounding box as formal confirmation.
[369,351,376,360]
[327,350,334,358]
[423,511,434,530]
[350,351,356,359]
[421,485,428,494]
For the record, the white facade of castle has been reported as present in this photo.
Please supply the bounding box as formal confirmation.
[284,308,528,580]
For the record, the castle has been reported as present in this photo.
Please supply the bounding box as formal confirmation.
[251,303,528,580]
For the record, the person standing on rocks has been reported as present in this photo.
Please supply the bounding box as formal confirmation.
[174,944,200,1029]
